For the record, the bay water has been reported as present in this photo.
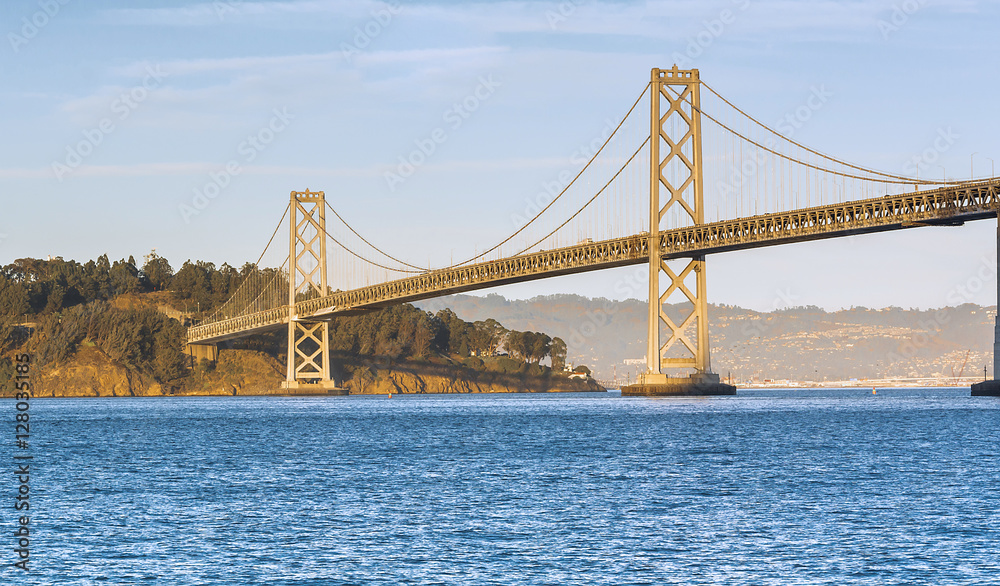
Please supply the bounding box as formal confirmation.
[5,388,999,584]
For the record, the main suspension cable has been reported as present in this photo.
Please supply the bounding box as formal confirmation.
[433,82,650,269]
[310,84,651,276]
[700,81,978,185]
[325,201,426,271]
[512,136,650,257]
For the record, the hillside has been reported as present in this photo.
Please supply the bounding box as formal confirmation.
[3,253,995,393]
[417,294,996,385]
[0,255,598,397]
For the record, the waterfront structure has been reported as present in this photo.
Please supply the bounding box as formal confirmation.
[186,68,1000,395]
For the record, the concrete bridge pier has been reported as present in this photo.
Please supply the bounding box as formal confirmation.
[622,372,736,396]
[971,211,1000,396]
[185,343,218,365]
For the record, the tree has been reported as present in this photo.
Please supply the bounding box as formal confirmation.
[550,337,567,371]
[0,274,29,349]
[109,258,141,295]
[43,284,65,314]
[142,251,173,291]
[152,324,186,384]
[471,318,507,356]
[171,260,213,312]
[435,308,476,355]
[526,332,552,364]
[94,254,112,297]
[504,330,524,360]
[413,318,434,358]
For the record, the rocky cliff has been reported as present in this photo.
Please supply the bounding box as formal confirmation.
[345,366,604,395]
[16,347,603,398]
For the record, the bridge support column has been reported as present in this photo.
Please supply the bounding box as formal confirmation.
[184,343,218,366]
[972,210,1000,396]
[623,66,734,397]
[281,189,347,394]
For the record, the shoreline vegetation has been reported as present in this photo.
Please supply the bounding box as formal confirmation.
[0,254,601,398]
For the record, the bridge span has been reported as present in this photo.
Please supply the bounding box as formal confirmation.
[185,67,1000,394]
[188,180,999,346]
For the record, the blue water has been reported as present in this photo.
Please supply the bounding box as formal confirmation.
[4,388,1000,584]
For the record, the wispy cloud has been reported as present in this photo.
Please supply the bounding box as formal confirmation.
[99,0,390,26]
[0,155,575,181]
[95,0,990,41]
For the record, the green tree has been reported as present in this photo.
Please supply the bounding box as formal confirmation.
[526,331,552,364]
[142,251,173,291]
[471,318,507,356]
[550,336,567,371]
[109,258,141,295]
[0,273,30,345]
[505,330,525,361]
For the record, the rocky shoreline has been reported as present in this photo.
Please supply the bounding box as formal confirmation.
[9,347,604,398]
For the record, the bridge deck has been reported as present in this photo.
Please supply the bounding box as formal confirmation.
[188,181,999,345]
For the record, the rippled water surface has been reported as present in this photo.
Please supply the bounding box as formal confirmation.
[7,388,1000,584]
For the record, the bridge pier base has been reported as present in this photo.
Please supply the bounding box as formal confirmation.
[971,213,1000,396]
[280,380,349,395]
[971,380,1000,396]
[622,372,736,396]
[184,343,218,365]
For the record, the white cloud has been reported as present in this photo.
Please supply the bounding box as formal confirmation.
[99,0,390,26]
[0,154,574,181]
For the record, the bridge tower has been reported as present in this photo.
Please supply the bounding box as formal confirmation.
[282,189,342,392]
[623,66,734,396]
[972,212,1000,396]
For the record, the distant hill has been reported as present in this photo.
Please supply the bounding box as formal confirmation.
[416,294,997,384]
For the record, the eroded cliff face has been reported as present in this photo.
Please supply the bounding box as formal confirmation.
[26,347,282,398]
[19,348,603,397]
[34,345,165,398]
[346,368,604,395]
[181,349,285,396]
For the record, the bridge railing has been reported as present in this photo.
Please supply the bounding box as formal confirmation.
[187,306,290,344]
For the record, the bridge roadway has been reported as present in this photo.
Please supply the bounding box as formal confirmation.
[188,180,1000,345]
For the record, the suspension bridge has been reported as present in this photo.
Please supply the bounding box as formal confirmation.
[185,67,1000,394]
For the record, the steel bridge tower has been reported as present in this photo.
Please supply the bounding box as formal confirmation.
[624,66,734,396]
[282,189,343,392]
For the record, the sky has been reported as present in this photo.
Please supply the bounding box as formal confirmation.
[1,0,998,312]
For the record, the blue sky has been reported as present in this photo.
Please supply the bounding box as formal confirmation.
[1,0,998,311]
